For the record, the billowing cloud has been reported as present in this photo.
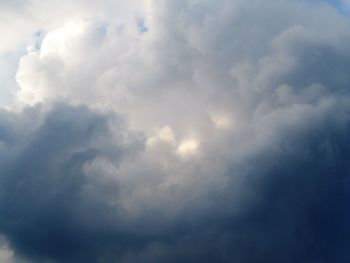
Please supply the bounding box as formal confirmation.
[1,0,350,262]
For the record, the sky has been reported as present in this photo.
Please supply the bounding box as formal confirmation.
[1,0,350,262]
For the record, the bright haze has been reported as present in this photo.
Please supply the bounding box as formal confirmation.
[1,0,350,262]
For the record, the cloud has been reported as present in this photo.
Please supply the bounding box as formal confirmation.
[1,0,350,262]
[0,103,144,262]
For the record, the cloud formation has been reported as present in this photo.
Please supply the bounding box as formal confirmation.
[1,0,350,262]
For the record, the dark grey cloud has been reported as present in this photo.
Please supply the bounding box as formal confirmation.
[1,0,350,262]
[1,97,350,263]
[0,103,145,262]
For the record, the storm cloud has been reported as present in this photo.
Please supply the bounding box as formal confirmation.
[1,0,350,262]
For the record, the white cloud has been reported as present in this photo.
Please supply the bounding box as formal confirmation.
[176,138,200,156]
[2,0,350,262]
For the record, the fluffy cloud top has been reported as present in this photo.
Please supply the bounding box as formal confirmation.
[1,0,350,262]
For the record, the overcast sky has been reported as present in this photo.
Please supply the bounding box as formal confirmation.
[1,0,350,262]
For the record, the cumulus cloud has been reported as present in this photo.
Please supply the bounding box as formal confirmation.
[1,0,350,262]
[0,102,145,262]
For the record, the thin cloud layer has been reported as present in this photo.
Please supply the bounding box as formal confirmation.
[1,0,350,262]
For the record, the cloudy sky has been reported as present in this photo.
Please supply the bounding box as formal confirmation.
[1,0,350,262]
